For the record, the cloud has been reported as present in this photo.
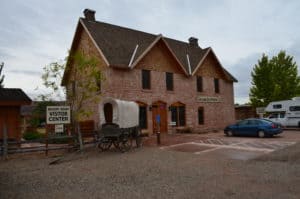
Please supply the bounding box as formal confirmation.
[229,53,261,104]
[286,40,300,69]
[1,0,300,103]
[7,70,42,76]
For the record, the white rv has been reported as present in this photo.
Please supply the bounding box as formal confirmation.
[265,97,300,127]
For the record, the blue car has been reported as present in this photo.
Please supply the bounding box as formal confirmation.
[224,118,283,138]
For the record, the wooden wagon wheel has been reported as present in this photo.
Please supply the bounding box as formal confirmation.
[117,133,132,152]
[97,137,112,151]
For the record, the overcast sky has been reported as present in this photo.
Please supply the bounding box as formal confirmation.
[1,0,300,103]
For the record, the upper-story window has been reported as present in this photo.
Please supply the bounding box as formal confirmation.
[214,78,219,93]
[166,72,173,91]
[197,76,203,92]
[142,69,151,89]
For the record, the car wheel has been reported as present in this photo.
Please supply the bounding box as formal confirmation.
[226,130,233,137]
[258,130,265,138]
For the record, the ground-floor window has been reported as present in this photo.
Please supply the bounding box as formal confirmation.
[170,102,185,126]
[137,101,147,129]
[198,107,204,125]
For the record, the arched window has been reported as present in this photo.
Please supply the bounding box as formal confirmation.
[170,102,185,126]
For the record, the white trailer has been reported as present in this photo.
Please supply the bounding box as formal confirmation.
[265,97,300,127]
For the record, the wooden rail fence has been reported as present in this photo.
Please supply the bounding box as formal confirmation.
[1,120,98,158]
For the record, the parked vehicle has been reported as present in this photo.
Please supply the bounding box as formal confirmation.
[96,98,142,152]
[265,97,300,127]
[224,118,283,138]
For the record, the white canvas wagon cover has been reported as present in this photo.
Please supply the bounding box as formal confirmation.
[99,98,139,128]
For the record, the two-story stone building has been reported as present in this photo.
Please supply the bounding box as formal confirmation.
[62,9,237,134]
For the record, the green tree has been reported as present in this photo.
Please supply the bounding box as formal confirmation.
[0,62,5,88]
[29,101,57,128]
[250,51,300,107]
[41,51,103,150]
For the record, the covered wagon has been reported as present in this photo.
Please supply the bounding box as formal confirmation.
[97,98,142,152]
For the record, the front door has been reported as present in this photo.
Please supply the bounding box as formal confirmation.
[152,101,167,134]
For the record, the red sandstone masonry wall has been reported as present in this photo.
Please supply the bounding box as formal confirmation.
[103,68,235,133]
[101,40,235,133]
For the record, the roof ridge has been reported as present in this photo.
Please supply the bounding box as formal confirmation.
[164,37,197,48]
[81,17,158,38]
[81,18,208,50]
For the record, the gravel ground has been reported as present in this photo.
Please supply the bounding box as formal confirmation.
[0,143,299,199]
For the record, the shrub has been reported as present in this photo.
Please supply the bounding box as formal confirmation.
[23,131,44,140]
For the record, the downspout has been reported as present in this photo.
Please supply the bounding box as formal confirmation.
[128,44,139,68]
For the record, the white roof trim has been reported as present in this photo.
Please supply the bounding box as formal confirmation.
[128,44,139,68]
[79,18,110,66]
[129,34,189,77]
[186,54,192,75]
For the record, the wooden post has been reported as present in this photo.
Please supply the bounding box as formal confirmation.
[156,127,161,145]
[155,115,161,145]
[3,123,8,160]
[45,125,49,156]
[77,123,83,151]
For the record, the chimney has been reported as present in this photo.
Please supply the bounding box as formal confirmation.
[83,9,96,21]
[188,37,199,47]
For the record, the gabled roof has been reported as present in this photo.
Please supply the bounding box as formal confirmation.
[0,88,32,106]
[64,17,237,83]
[81,18,157,68]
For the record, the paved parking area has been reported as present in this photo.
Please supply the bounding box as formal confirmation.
[143,130,300,160]
[160,138,296,160]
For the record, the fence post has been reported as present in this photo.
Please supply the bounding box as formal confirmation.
[45,125,48,156]
[3,123,8,160]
